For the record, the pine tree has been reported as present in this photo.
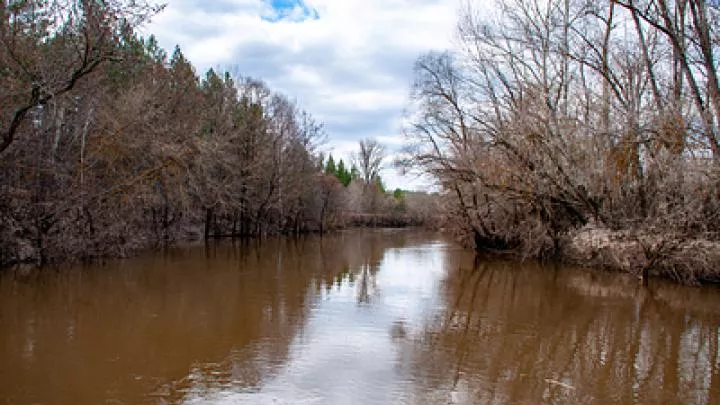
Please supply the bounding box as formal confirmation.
[337,159,351,186]
[325,154,337,176]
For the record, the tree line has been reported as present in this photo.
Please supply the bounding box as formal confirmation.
[319,140,441,229]
[0,1,439,268]
[403,0,719,282]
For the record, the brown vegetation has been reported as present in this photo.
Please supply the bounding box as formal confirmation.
[402,0,720,283]
[0,1,439,268]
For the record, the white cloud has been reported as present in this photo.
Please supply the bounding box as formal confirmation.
[143,0,461,190]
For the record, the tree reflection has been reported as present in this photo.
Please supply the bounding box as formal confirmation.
[398,254,720,404]
[4,230,718,405]
[0,229,418,405]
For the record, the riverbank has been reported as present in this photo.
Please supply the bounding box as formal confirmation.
[562,225,720,285]
[0,222,432,270]
[5,216,716,288]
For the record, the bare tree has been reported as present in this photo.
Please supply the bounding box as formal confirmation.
[354,138,386,185]
[403,0,720,278]
[0,0,162,155]
[627,0,719,159]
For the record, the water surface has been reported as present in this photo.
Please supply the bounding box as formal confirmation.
[1,229,720,404]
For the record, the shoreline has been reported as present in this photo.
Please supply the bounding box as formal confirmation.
[0,224,427,272]
[561,226,720,286]
[5,224,718,288]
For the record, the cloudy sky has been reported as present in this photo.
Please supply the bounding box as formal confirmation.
[143,0,461,190]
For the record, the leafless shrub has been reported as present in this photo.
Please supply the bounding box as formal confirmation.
[403,0,720,283]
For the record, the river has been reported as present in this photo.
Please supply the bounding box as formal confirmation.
[1,229,719,404]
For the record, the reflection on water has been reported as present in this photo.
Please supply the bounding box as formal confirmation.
[1,229,719,404]
[403,255,720,404]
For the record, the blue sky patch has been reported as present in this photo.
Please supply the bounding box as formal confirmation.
[262,0,319,23]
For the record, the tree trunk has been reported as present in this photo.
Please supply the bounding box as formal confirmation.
[204,207,213,240]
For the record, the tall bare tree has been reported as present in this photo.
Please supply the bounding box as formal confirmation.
[354,138,386,185]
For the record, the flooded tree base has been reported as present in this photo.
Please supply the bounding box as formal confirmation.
[563,226,720,285]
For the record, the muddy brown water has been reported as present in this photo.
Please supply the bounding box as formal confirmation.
[1,229,720,404]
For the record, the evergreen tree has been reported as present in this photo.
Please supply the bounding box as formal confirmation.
[336,159,351,186]
[350,164,360,181]
[325,155,337,176]
[145,35,167,64]
[393,189,407,213]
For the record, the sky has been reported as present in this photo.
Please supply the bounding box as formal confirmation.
[142,0,461,191]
